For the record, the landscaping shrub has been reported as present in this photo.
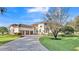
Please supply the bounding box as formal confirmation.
[59,34,79,37]
[61,26,74,35]
[14,33,22,37]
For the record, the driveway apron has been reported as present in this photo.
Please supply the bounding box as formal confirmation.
[0,35,48,51]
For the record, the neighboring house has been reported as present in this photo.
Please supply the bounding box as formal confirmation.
[9,22,51,36]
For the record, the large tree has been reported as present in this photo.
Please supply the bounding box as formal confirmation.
[66,16,79,32]
[0,27,8,35]
[44,7,69,39]
[61,25,74,34]
[74,16,79,32]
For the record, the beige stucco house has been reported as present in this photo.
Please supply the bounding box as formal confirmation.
[9,24,34,35]
[9,22,51,36]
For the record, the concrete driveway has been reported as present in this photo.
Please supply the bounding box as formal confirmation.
[0,35,48,51]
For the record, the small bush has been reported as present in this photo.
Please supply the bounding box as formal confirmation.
[59,34,79,37]
[50,37,61,40]
[61,26,74,35]
[14,33,22,36]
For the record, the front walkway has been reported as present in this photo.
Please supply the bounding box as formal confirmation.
[0,35,48,51]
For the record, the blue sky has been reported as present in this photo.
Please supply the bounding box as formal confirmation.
[0,7,79,26]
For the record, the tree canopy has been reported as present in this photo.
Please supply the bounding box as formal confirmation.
[44,7,69,38]
[61,26,74,34]
[0,27,8,35]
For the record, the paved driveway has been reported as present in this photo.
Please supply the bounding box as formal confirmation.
[0,35,48,51]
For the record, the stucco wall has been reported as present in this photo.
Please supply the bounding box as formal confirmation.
[19,27,34,31]
[38,23,44,34]
[9,26,19,34]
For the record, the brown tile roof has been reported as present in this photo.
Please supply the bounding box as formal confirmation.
[32,24,38,27]
[10,24,33,28]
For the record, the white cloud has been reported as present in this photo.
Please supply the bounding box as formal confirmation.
[27,7,49,13]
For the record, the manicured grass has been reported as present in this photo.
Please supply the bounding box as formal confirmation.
[39,36,79,51]
[0,34,19,45]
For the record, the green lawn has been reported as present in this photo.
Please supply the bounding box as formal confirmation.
[39,36,79,51]
[0,34,19,45]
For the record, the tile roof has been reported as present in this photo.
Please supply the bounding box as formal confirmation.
[10,24,33,28]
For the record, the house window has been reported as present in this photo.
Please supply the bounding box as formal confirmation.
[45,23,47,26]
[39,29,41,32]
[12,29,14,33]
[40,26,42,27]
[34,30,38,33]
[45,28,49,33]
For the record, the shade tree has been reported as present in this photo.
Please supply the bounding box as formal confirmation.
[44,7,69,39]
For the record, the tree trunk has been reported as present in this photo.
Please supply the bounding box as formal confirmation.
[54,34,57,39]
[2,32,4,35]
[53,31,59,39]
